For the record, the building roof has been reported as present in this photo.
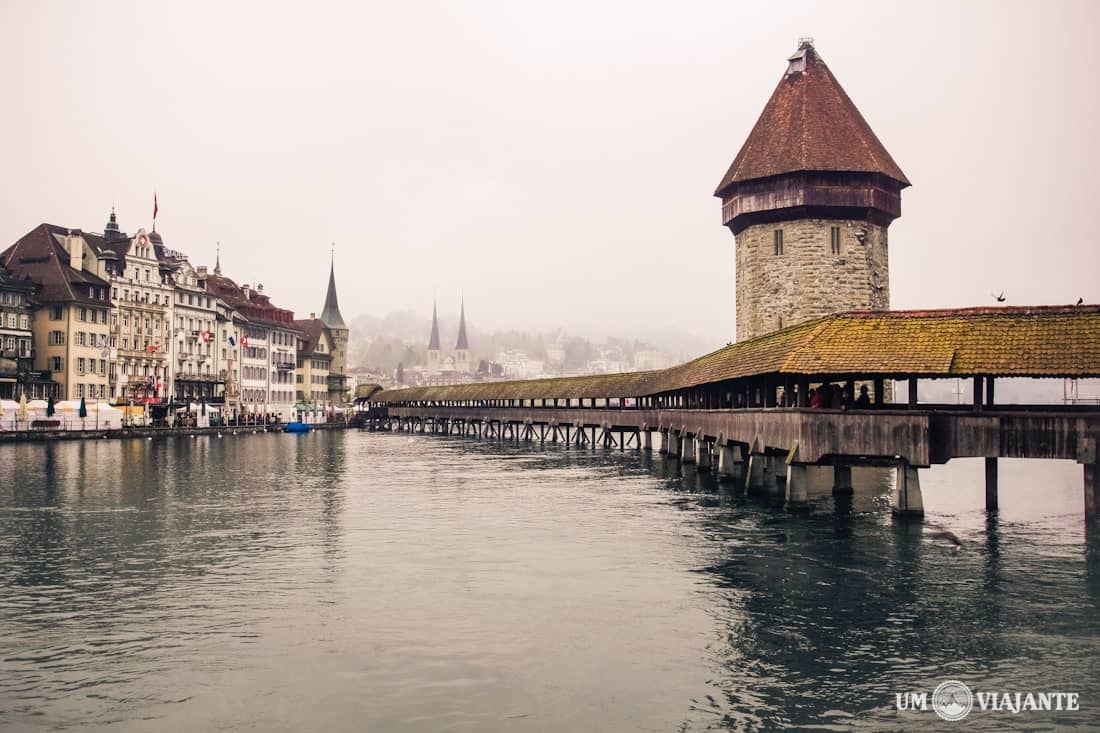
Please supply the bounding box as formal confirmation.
[294,318,332,358]
[373,305,1100,402]
[455,298,469,350]
[0,223,111,305]
[205,273,298,330]
[715,41,909,196]
[320,258,347,330]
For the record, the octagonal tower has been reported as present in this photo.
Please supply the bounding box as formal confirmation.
[716,40,910,341]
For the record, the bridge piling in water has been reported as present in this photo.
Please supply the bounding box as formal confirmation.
[833,465,854,495]
[892,465,925,517]
[786,463,810,510]
[985,457,999,512]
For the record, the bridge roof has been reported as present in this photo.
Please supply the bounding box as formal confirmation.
[372,305,1100,402]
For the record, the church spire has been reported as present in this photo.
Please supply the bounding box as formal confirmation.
[320,248,347,329]
[214,242,222,276]
[455,295,469,350]
[428,298,441,350]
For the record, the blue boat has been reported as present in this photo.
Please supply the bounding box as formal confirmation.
[283,421,312,433]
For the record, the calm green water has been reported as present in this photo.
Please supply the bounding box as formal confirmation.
[1,430,1098,731]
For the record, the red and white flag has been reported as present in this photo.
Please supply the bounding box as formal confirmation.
[153,192,159,221]
[241,334,249,348]
[201,330,212,343]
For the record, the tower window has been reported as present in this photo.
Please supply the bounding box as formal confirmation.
[830,226,841,254]
[773,229,784,255]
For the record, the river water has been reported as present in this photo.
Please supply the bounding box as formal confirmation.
[1,430,1097,731]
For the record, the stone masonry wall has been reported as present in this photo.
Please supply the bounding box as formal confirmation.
[735,218,889,341]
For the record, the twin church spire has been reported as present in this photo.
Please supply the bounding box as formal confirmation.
[428,296,468,352]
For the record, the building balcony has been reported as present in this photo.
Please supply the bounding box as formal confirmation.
[273,359,295,371]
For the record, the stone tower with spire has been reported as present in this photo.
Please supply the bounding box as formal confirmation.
[454,297,470,374]
[427,299,442,374]
[320,256,350,399]
[715,39,909,341]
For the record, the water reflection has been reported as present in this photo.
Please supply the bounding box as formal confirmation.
[0,432,1097,731]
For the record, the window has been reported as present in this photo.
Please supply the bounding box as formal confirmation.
[19,338,30,357]
[773,229,784,255]
[19,315,28,330]
[78,307,86,321]
[830,226,841,255]
[49,330,65,345]
[76,332,86,346]
[77,357,86,373]
[100,359,106,374]
[51,306,63,321]
[77,383,85,399]
[6,313,14,329]
[50,356,63,372]
[112,287,118,300]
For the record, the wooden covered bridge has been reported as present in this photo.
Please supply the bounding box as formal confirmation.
[364,306,1100,521]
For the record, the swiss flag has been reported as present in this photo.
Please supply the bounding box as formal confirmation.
[241,334,249,348]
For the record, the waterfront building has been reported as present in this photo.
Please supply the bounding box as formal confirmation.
[99,222,175,403]
[0,225,112,400]
[0,266,41,398]
[295,316,333,405]
[715,39,909,341]
[204,273,299,420]
[170,259,225,402]
[319,258,350,402]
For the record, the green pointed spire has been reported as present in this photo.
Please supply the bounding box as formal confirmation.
[320,251,347,329]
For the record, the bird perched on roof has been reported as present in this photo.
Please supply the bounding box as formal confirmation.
[991,291,1006,303]
[1076,297,1084,306]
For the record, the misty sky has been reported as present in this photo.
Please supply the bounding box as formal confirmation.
[3,1,1098,349]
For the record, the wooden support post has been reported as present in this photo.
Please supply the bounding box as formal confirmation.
[985,377,995,407]
[874,378,884,407]
[786,463,810,511]
[681,434,696,464]
[908,378,918,408]
[717,443,742,481]
[985,457,999,512]
[745,452,765,493]
[973,376,984,413]
[798,377,809,408]
[833,465,854,495]
[696,440,712,470]
[1086,463,1099,523]
[892,464,925,517]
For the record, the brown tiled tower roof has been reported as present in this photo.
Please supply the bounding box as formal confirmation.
[715,41,909,196]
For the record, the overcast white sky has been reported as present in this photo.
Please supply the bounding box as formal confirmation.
[3,1,1098,348]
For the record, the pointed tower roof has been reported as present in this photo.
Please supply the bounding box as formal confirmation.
[320,255,347,329]
[455,297,469,350]
[428,299,441,350]
[715,40,909,196]
[104,206,124,241]
[214,242,222,276]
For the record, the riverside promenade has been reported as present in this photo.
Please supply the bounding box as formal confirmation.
[0,421,350,443]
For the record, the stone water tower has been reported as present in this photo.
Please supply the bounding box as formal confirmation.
[715,39,910,341]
